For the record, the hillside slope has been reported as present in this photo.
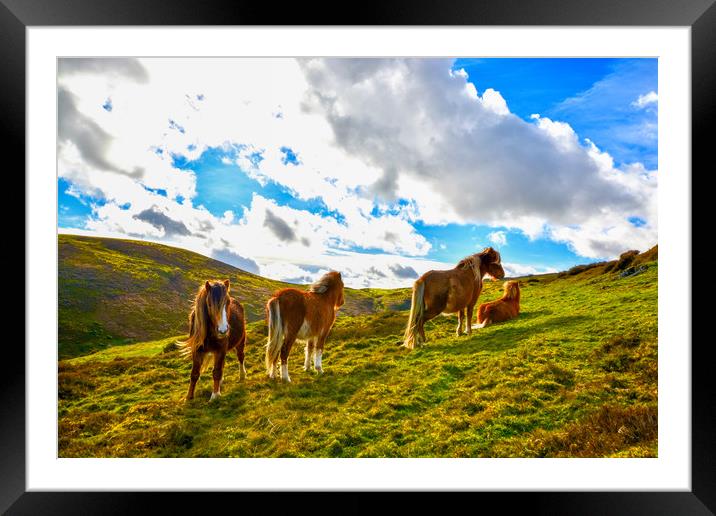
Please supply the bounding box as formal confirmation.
[58,247,658,458]
[58,235,410,358]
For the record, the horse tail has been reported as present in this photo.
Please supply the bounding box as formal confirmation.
[403,279,425,350]
[265,297,284,374]
[176,309,197,359]
[176,309,213,371]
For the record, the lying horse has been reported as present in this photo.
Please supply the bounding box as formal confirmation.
[474,280,521,328]
[403,247,505,349]
[179,279,247,401]
[265,271,345,382]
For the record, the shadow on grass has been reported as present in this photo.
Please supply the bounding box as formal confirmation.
[263,362,394,406]
[417,314,592,357]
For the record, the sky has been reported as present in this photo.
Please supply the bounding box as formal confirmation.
[57,57,658,288]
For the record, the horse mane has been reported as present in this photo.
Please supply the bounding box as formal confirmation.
[503,281,520,300]
[478,246,501,264]
[456,254,482,280]
[308,271,341,294]
[178,284,210,358]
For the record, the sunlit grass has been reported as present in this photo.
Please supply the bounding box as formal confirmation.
[59,258,657,458]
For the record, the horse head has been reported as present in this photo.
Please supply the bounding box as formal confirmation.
[203,279,231,338]
[481,247,506,280]
[309,271,345,308]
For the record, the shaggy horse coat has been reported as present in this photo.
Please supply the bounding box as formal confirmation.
[265,271,345,382]
[474,280,521,328]
[403,247,505,349]
[179,279,247,401]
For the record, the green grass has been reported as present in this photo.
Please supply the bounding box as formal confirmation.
[58,240,658,458]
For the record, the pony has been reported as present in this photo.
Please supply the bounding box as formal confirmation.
[402,247,505,349]
[178,279,247,401]
[265,271,345,382]
[473,280,521,329]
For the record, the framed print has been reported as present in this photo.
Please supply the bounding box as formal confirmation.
[6,0,713,513]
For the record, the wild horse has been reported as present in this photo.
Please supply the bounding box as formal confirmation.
[265,271,345,382]
[403,247,505,349]
[179,279,247,401]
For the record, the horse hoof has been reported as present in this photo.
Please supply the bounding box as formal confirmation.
[210,392,221,401]
[316,368,323,375]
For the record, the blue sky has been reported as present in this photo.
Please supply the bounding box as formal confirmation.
[57,58,658,287]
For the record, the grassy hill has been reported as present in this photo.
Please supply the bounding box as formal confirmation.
[58,237,658,458]
[58,234,409,358]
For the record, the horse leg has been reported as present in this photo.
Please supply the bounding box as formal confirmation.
[280,331,297,383]
[304,338,315,372]
[210,352,226,401]
[456,309,465,336]
[466,304,475,335]
[186,350,204,401]
[314,334,328,374]
[236,333,247,381]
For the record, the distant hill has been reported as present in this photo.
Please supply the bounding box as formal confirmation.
[58,235,411,358]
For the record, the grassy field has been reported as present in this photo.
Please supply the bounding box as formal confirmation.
[58,237,658,458]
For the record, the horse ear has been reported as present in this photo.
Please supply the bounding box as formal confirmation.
[224,279,230,290]
[205,280,211,292]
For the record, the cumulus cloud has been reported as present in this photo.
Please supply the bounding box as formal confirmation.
[501,262,557,278]
[133,207,191,237]
[58,87,143,178]
[263,209,297,242]
[389,263,419,279]
[58,58,149,83]
[210,248,260,274]
[488,230,507,247]
[298,58,656,258]
[632,91,658,109]
[299,59,647,228]
[366,266,387,278]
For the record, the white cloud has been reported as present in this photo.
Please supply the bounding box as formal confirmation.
[299,58,656,252]
[57,57,658,287]
[632,91,658,108]
[502,262,557,278]
[480,88,510,116]
[488,230,507,247]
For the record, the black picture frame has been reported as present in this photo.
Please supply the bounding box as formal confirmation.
[4,0,711,513]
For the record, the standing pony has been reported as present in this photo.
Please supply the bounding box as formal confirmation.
[402,247,505,349]
[265,271,345,382]
[179,279,247,401]
[474,280,521,328]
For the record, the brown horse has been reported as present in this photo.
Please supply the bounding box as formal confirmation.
[402,247,505,349]
[265,271,345,382]
[179,279,247,401]
[474,280,521,328]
